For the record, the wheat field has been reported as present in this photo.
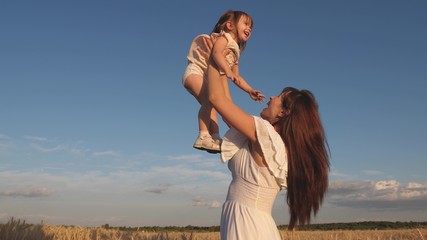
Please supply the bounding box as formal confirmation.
[1,218,426,240]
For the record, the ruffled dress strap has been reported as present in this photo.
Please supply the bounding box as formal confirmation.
[221,127,247,163]
[254,116,288,189]
[220,116,288,189]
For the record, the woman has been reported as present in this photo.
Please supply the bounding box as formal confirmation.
[204,39,330,239]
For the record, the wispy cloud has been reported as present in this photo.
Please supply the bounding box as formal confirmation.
[92,150,120,158]
[329,168,352,179]
[362,170,384,176]
[0,143,16,153]
[148,166,229,182]
[192,196,221,209]
[0,187,56,198]
[0,134,15,153]
[25,136,48,141]
[0,134,10,140]
[30,143,65,153]
[146,184,171,194]
[328,180,427,211]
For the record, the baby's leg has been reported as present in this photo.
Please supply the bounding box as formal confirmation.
[183,74,203,103]
[183,74,210,134]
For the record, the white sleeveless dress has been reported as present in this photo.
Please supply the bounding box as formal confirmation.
[220,116,288,240]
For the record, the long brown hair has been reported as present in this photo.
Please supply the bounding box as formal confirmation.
[276,87,330,230]
[211,10,253,52]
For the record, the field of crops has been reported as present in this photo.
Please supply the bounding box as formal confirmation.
[1,218,426,240]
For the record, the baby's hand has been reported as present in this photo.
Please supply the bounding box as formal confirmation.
[249,89,266,103]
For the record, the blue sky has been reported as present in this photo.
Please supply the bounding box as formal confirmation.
[1,1,426,227]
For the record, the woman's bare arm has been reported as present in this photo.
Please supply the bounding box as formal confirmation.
[207,59,257,142]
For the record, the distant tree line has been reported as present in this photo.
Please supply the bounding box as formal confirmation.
[278,221,427,231]
[101,221,427,232]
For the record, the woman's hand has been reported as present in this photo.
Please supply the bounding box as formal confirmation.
[197,34,232,61]
[197,35,216,60]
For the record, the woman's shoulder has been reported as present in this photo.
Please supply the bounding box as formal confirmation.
[253,116,282,144]
[253,116,288,189]
[253,116,273,130]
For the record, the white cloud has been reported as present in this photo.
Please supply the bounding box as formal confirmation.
[328,180,427,211]
[166,154,206,162]
[0,187,56,198]
[192,196,221,209]
[374,180,399,191]
[148,165,229,183]
[0,138,230,226]
[407,182,427,189]
[30,143,65,153]
[92,150,120,158]
[329,168,352,179]
[25,136,48,141]
[166,153,218,164]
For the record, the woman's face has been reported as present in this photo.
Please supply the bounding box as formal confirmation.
[260,93,285,124]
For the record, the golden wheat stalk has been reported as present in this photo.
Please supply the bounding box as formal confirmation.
[417,228,425,240]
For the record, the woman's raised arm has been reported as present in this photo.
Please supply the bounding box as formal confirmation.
[206,54,257,142]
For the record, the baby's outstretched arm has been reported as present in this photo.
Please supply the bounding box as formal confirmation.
[233,71,265,102]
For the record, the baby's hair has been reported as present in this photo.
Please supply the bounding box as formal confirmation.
[211,10,253,52]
